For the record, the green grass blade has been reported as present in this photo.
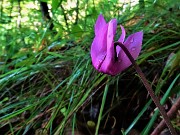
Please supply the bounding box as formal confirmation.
[95,81,109,135]
[125,99,152,135]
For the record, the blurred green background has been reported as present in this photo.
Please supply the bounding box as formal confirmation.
[0,0,179,135]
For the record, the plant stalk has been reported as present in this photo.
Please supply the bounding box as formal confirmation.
[114,42,177,135]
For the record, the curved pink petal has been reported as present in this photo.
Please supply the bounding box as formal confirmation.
[91,24,108,70]
[116,31,143,72]
[118,25,126,43]
[91,14,107,70]
[100,19,118,74]
[106,19,117,51]
[116,25,126,58]
[95,14,106,35]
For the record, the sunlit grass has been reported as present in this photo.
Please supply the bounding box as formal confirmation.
[0,0,179,134]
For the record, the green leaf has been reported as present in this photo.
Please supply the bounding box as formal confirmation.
[52,0,59,11]
[39,0,49,2]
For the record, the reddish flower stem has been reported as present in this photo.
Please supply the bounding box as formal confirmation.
[114,42,177,135]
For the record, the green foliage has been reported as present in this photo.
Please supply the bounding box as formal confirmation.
[52,0,60,11]
[0,0,179,134]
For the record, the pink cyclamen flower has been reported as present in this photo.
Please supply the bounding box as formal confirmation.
[90,14,143,75]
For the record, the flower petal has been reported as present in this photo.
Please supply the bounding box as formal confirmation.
[91,23,108,70]
[95,14,106,35]
[116,25,126,57]
[117,31,143,72]
[99,19,118,74]
[118,25,126,43]
[107,19,117,51]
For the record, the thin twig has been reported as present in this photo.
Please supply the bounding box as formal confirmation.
[151,97,180,135]
[114,42,177,135]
